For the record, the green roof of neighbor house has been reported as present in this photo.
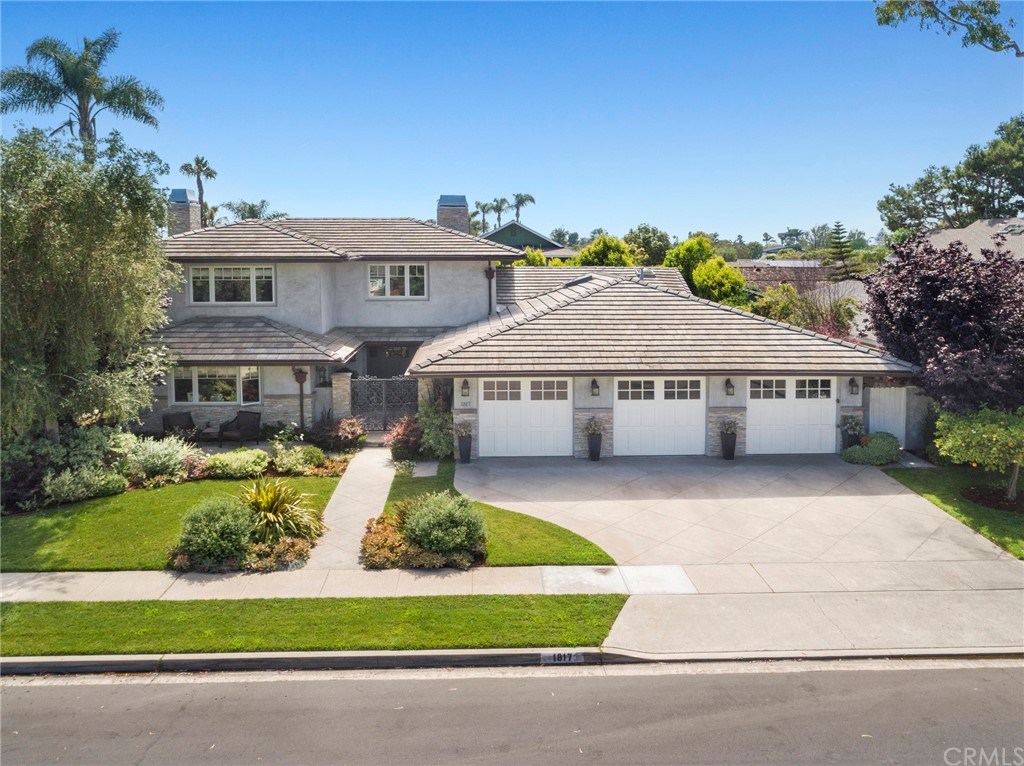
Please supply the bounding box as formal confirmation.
[482,221,567,252]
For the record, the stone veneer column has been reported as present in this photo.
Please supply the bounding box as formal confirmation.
[331,372,353,419]
[574,408,613,458]
[707,407,746,457]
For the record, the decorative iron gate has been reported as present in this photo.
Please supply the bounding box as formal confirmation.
[350,377,419,430]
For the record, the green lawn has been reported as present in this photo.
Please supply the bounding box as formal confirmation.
[885,466,1024,559]
[0,477,339,572]
[0,595,628,656]
[388,461,614,566]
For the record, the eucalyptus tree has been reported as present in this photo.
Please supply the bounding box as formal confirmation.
[0,28,163,164]
[491,197,511,227]
[511,193,535,222]
[179,156,217,227]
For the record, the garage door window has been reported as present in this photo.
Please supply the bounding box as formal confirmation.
[664,380,701,400]
[750,379,786,399]
[796,379,832,399]
[618,380,654,400]
[483,380,521,401]
[530,380,568,401]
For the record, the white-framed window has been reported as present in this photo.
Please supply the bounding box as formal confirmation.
[368,263,427,299]
[189,266,274,304]
[750,379,786,400]
[482,380,521,401]
[172,366,261,404]
[796,379,832,400]
[618,380,655,401]
[664,380,701,400]
[530,380,568,401]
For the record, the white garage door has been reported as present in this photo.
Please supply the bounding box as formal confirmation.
[746,377,837,454]
[613,378,707,456]
[478,379,573,457]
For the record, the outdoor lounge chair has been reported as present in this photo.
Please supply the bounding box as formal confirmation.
[162,411,197,439]
[218,411,262,447]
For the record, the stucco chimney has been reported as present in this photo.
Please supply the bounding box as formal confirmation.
[436,195,469,233]
[168,188,201,235]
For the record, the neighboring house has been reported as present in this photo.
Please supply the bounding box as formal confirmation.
[925,218,1024,260]
[733,259,833,295]
[482,221,577,260]
[151,192,920,456]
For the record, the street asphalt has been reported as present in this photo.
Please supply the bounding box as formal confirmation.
[2,661,1022,765]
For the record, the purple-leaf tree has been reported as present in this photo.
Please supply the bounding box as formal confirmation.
[864,235,1024,414]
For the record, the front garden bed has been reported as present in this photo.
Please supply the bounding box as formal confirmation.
[0,595,628,656]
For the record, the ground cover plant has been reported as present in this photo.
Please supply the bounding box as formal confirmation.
[0,595,628,655]
[841,432,901,465]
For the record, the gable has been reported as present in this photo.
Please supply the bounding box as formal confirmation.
[483,221,563,251]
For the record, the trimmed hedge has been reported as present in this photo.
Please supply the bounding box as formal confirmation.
[841,432,901,465]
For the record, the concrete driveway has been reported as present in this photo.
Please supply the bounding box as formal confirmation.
[455,455,1011,583]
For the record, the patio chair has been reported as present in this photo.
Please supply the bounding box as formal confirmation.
[162,411,197,439]
[218,411,262,447]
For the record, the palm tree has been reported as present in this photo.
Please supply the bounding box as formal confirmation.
[474,201,493,233]
[221,199,287,220]
[492,197,511,228]
[511,193,535,223]
[203,203,226,227]
[179,156,218,227]
[0,28,163,164]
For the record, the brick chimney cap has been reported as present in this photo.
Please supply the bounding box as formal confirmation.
[169,188,197,204]
[438,195,467,207]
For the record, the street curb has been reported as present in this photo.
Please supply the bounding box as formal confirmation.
[3,646,1022,676]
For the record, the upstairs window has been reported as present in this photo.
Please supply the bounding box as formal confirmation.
[190,266,274,304]
[369,264,426,299]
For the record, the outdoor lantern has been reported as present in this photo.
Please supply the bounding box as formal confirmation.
[461,379,471,398]
[591,378,600,397]
[849,377,860,396]
[292,368,308,385]
[724,378,735,396]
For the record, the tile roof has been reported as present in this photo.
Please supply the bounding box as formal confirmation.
[408,275,917,377]
[925,218,1024,260]
[157,317,450,365]
[496,266,690,304]
[163,218,523,261]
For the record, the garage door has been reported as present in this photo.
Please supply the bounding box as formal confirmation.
[746,378,837,454]
[613,378,707,456]
[478,379,573,457]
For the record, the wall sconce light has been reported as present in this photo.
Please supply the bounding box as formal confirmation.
[591,379,600,397]
[724,378,735,396]
[461,379,471,398]
[848,377,860,396]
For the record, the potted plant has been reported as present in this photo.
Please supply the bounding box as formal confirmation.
[720,417,738,460]
[839,414,865,450]
[454,420,473,464]
[584,416,604,461]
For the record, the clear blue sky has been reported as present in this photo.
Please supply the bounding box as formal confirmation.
[3,1,1022,242]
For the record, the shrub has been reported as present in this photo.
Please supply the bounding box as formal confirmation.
[111,433,204,484]
[309,415,366,452]
[304,455,350,477]
[359,512,446,570]
[243,536,312,572]
[403,491,486,569]
[384,416,423,460]
[841,432,901,465]
[271,443,326,476]
[261,420,299,444]
[173,497,253,571]
[241,477,325,543]
[416,399,454,459]
[934,406,1024,500]
[42,466,127,506]
[205,448,269,479]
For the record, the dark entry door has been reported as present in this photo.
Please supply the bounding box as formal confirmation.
[365,344,418,378]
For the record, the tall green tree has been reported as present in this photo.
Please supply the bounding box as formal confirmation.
[491,197,510,227]
[221,199,287,220]
[574,234,637,266]
[826,222,863,280]
[179,156,217,228]
[691,257,748,306]
[875,0,1022,57]
[777,227,806,248]
[550,226,570,246]
[663,234,718,291]
[0,29,163,164]
[1,129,179,438]
[511,193,535,223]
[203,203,226,227]
[623,223,673,265]
[474,201,493,233]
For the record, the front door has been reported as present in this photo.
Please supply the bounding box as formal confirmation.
[365,344,418,378]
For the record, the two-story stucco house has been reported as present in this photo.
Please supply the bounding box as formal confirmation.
[150,193,919,457]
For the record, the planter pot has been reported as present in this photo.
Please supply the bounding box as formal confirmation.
[841,431,860,450]
[458,435,472,464]
[721,432,737,460]
[588,433,602,462]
